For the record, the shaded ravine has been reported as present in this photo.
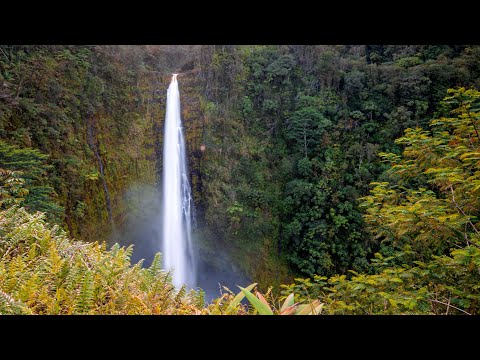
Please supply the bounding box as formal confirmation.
[107,70,251,301]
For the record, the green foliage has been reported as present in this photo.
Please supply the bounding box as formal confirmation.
[363,87,480,255]
[0,206,205,314]
[225,282,257,313]
[0,140,63,222]
[239,285,274,315]
[0,168,28,208]
[199,45,480,286]
[204,285,249,315]
[281,88,480,315]
[395,56,423,68]
[0,289,33,315]
[222,283,323,315]
[285,102,332,158]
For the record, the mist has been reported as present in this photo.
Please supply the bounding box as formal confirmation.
[196,248,251,302]
[111,182,251,303]
[111,183,163,266]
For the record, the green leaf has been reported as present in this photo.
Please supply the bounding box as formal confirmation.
[238,286,273,315]
[226,283,257,312]
[280,293,295,312]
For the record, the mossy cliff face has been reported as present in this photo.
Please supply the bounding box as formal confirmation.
[192,47,294,290]
[0,46,180,243]
[0,45,291,291]
[175,70,205,209]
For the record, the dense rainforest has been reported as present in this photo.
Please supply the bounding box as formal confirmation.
[1,45,480,314]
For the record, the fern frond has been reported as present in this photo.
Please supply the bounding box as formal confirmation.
[175,285,187,303]
[124,245,134,261]
[74,270,94,314]
[0,289,32,314]
[193,288,205,308]
[148,253,163,277]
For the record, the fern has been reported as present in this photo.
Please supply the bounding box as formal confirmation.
[16,273,40,304]
[123,245,134,262]
[193,288,205,309]
[0,289,32,314]
[0,206,200,314]
[148,253,163,277]
[74,270,94,314]
[175,285,187,303]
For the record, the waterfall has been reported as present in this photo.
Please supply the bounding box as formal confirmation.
[162,74,196,288]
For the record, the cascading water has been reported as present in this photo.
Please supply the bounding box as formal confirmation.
[162,74,196,289]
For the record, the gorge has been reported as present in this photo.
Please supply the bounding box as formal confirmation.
[2,45,480,314]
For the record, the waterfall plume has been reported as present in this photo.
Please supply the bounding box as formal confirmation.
[162,74,196,288]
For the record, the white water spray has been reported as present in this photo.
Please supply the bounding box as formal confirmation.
[162,74,195,288]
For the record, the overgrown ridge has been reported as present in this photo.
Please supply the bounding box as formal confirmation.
[194,45,480,291]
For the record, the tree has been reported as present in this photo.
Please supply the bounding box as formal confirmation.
[285,96,332,158]
[0,140,63,223]
[0,168,28,208]
[282,88,480,314]
[363,88,480,256]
